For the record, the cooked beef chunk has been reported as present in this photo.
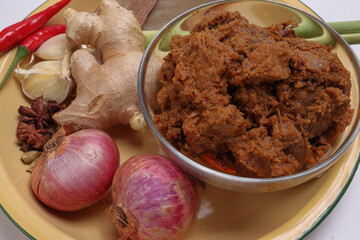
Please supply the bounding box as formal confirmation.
[154,10,353,178]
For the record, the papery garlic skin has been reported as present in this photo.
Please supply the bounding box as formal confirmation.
[14,32,72,103]
[35,33,68,60]
[17,60,62,76]
[16,60,73,103]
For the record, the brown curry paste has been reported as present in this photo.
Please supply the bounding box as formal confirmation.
[154,11,353,178]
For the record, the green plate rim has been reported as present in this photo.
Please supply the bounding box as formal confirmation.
[296,0,359,237]
[297,152,360,239]
[0,0,46,239]
[0,0,358,240]
[1,150,359,240]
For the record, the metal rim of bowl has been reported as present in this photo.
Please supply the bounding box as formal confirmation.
[138,0,360,190]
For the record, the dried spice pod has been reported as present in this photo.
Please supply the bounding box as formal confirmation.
[18,96,52,129]
[16,96,65,151]
[16,122,50,151]
[21,150,42,164]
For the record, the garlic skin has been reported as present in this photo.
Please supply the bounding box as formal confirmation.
[15,33,72,103]
[17,60,62,76]
[16,60,73,103]
[35,33,68,60]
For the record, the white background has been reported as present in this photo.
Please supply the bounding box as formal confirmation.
[0,0,359,239]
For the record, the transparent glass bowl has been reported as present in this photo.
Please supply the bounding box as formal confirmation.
[138,0,360,192]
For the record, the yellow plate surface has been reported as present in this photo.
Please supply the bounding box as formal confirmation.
[0,0,359,239]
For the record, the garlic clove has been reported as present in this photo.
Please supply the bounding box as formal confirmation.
[35,33,68,60]
[17,60,63,79]
[17,60,73,103]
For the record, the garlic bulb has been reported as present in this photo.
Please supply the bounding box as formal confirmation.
[15,33,73,103]
[35,33,68,60]
[16,61,73,103]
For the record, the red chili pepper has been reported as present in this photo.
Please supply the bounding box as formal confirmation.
[0,0,71,53]
[21,24,66,52]
[0,25,66,90]
[200,153,237,175]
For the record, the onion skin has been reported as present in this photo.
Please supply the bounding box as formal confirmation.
[31,129,120,212]
[109,154,198,240]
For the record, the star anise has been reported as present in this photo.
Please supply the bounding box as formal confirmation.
[16,97,65,151]
[16,122,51,151]
[47,100,65,116]
[18,96,52,129]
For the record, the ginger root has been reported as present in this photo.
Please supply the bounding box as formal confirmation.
[53,0,161,131]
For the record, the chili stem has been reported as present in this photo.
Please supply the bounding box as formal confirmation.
[0,25,65,90]
[0,46,30,89]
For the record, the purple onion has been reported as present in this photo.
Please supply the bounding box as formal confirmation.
[109,154,199,240]
[31,129,120,212]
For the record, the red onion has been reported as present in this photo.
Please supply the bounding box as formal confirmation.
[31,128,120,212]
[109,154,199,240]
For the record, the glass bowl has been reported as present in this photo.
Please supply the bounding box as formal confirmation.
[138,0,360,192]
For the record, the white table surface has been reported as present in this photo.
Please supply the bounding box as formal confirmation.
[0,0,359,239]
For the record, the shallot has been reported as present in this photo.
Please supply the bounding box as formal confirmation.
[31,128,120,212]
[109,154,199,240]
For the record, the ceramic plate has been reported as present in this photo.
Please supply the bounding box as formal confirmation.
[0,0,359,239]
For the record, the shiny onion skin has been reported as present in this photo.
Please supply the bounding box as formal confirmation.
[31,129,120,212]
[109,154,198,240]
